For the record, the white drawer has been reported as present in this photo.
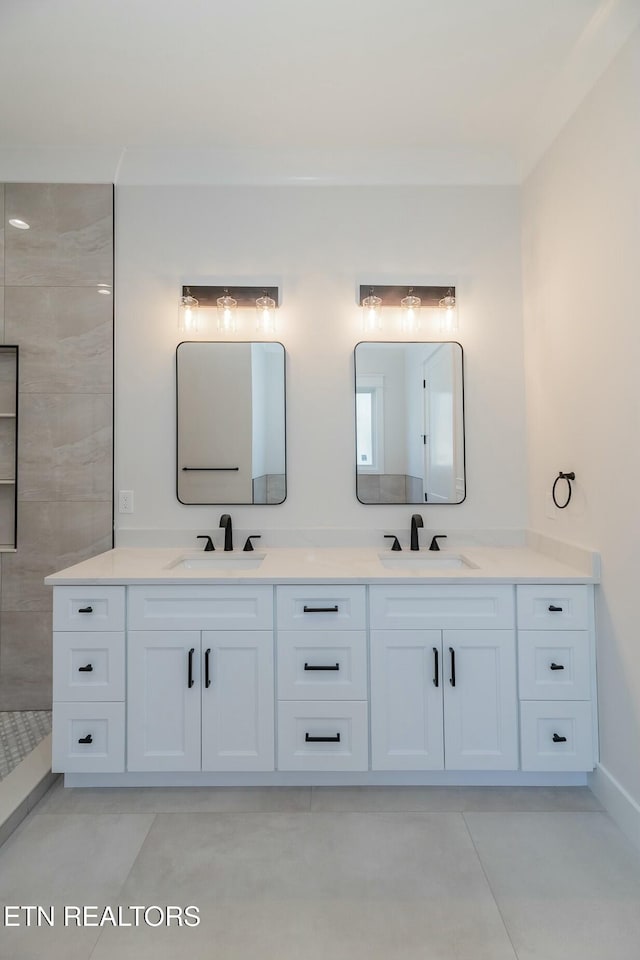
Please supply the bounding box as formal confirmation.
[520,700,594,772]
[52,701,125,773]
[277,700,368,771]
[516,585,590,630]
[518,631,591,701]
[277,631,367,700]
[128,584,273,631]
[53,632,124,702]
[370,585,514,630]
[277,586,366,631]
[53,586,125,632]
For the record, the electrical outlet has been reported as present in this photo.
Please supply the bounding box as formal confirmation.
[119,490,134,514]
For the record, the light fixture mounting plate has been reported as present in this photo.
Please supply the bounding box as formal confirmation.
[183,285,279,307]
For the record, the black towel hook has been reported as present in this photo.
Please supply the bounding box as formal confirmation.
[552,471,575,509]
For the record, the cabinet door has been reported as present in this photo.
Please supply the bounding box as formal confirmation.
[201,631,274,771]
[127,631,201,772]
[370,630,444,770]
[443,630,518,770]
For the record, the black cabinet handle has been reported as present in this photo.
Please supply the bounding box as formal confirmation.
[78,734,93,744]
[303,605,339,613]
[552,733,567,743]
[78,606,93,614]
[449,647,456,687]
[550,662,565,671]
[78,663,94,673]
[188,647,195,688]
[305,733,341,743]
[304,662,340,672]
[548,605,564,612]
[433,647,439,687]
[204,648,211,688]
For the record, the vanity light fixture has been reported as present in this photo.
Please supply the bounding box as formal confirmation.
[179,288,200,333]
[359,285,454,334]
[180,286,280,337]
[8,218,30,229]
[256,291,277,334]
[439,288,458,334]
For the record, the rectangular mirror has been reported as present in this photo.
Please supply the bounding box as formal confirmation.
[177,341,286,504]
[354,341,465,504]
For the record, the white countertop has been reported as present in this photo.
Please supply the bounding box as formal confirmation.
[44,544,599,585]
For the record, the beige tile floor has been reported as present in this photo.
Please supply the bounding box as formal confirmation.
[1,783,640,960]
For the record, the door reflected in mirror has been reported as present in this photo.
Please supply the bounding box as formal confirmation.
[354,342,465,504]
[177,341,286,504]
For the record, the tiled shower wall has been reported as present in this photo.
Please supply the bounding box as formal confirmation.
[0,183,113,709]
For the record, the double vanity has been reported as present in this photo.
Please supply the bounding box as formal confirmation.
[46,540,599,787]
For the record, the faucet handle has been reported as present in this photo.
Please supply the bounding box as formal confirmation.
[197,535,215,552]
[429,535,447,552]
[383,534,402,552]
[243,535,261,552]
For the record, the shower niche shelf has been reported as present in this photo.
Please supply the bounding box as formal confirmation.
[0,346,18,551]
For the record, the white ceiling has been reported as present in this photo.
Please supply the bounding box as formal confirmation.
[0,0,638,184]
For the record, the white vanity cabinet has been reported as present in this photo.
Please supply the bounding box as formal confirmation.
[370,585,518,771]
[50,573,597,784]
[516,585,596,771]
[126,585,274,772]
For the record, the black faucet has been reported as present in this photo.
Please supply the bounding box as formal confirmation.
[410,514,423,551]
[219,514,233,552]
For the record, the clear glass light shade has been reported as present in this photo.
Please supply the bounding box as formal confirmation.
[217,294,237,333]
[438,293,458,334]
[400,294,421,333]
[179,294,199,333]
[362,294,382,332]
[256,295,277,334]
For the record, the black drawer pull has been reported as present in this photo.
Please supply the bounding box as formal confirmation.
[204,648,212,688]
[304,662,340,672]
[305,733,341,743]
[78,663,94,673]
[78,606,93,614]
[188,647,195,688]
[552,733,567,743]
[78,734,93,744]
[548,605,564,612]
[449,647,456,687]
[550,662,565,671]
[433,647,439,687]
[303,605,339,613]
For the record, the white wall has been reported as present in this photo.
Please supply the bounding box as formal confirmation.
[115,184,526,542]
[522,29,640,807]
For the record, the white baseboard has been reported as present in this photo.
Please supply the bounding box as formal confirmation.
[589,763,640,853]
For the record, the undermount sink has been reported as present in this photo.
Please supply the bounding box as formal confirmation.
[167,551,266,571]
[377,551,477,570]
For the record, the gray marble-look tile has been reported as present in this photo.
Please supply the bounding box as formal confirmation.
[4,285,113,393]
[464,811,640,960]
[311,785,602,813]
[0,416,17,477]
[17,393,112,501]
[0,182,4,286]
[0,811,154,960]
[0,610,54,708]
[380,475,406,503]
[38,782,312,815]
[0,483,16,546]
[4,183,113,286]
[1,500,113,612]
[0,285,4,342]
[356,473,379,503]
[90,811,516,960]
